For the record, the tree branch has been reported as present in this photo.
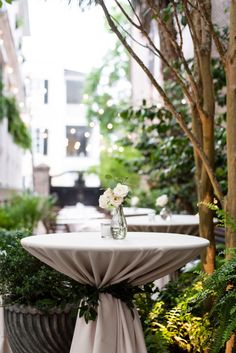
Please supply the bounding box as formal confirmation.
[173,1,183,50]
[146,1,198,91]
[145,0,213,123]
[113,1,199,108]
[98,0,224,204]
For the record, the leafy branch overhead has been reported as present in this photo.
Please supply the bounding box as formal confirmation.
[0,0,12,7]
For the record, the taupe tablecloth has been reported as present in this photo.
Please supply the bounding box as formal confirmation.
[21,232,209,353]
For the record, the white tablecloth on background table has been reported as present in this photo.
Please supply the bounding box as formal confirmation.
[57,205,106,222]
[21,232,209,353]
[127,214,200,235]
[62,214,200,234]
[123,207,155,217]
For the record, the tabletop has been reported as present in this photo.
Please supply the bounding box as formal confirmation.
[21,231,206,251]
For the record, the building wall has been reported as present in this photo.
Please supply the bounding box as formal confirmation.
[0,0,30,201]
[0,118,23,200]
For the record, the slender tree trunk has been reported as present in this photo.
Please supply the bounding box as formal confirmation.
[225,335,236,353]
[225,1,236,352]
[225,0,236,249]
[157,0,178,80]
[192,1,215,273]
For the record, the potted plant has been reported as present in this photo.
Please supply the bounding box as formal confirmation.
[0,229,84,353]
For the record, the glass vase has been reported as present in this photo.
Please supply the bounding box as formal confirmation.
[111,205,127,239]
[160,207,172,221]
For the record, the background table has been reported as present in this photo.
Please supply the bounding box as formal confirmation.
[56,207,155,233]
[57,205,106,221]
[62,214,200,234]
[123,207,155,217]
[21,232,209,353]
[127,214,200,235]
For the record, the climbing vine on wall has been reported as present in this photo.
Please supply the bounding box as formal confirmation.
[0,85,31,150]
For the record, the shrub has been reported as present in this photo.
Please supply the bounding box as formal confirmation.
[0,193,57,232]
[0,229,84,312]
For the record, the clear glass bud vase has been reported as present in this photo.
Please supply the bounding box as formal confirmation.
[111,205,127,239]
[160,206,172,221]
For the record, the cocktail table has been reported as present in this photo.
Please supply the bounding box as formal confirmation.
[21,232,209,353]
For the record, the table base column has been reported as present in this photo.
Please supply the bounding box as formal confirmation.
[70,293,147,353]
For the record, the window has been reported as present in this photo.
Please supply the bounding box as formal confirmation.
[44,80,48,104]
[31,79,49,105]
[66,80,83,104]
[43,129,48,155]
[66,126,90,157]
[34,128,48,155]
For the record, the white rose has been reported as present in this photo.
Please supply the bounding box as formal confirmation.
[156,194,168,207]
[103,188,113,198]
[113,183,129,198]
[131,196,139,207]
[109,193,124,208]
[99,194,110,209]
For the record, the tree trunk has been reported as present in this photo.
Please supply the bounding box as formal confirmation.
[226,0,236,249]
[192,1,215,274]
[225,335,236,353]
[225,1,236,352]
[157,0,178,80]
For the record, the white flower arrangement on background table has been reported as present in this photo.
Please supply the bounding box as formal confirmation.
[155,194,168,208]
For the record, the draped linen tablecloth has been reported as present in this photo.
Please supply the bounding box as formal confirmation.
[21,232,209,353]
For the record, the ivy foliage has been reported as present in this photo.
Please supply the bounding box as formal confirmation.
[0,83,31,150]
[5,96,31,149]
[78,281,153,323]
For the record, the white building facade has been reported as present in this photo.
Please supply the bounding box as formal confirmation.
[0,0,31,202]
[27,62,100,189]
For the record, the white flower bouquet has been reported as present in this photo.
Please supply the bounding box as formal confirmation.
[155,194,168,208]
[99,183,129,210]
[155,194,172,220]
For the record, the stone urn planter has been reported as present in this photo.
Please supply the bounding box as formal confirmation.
[4,305,76,353]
